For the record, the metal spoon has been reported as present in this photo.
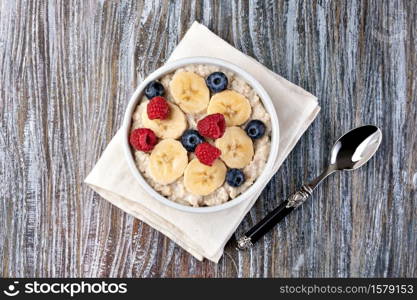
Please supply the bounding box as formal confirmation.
[237,125,382,250]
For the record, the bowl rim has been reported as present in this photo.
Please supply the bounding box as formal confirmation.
[122,56,279,213]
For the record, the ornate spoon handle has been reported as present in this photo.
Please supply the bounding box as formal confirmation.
[236,166,335,250]
[236,185,313,249]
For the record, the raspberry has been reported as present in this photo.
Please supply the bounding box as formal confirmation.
[147,96,170,120]
[129,128,157,152]
[197,113,226,139]
[195,142,221,166]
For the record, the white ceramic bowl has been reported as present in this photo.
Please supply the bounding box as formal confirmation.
[122,57,279,213]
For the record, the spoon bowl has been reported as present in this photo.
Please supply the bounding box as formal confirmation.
[330,125,382,171]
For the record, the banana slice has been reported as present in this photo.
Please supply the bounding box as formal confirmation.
[207,90,251,126]
[142,101,187,139]
[215,126,254,168]
[149,139,188,184]
[184,158,226,196]
[169,71,210,114]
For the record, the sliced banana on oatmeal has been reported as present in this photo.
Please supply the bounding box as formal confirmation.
[169,71,210,114]
[215,126,254,168]
[142,101,187,139]
[207,90,252,126]
[149,139,188,184]
[184,158,226,196]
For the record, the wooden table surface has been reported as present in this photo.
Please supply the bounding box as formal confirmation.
[1,0,416,278]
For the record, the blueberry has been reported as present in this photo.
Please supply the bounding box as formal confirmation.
[226,169,246,187]
[144,80,165,99]
[181,130,204,152]
[206,72,228,93]
[245,120,266,139]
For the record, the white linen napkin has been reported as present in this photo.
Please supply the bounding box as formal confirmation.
[85,22,320,262]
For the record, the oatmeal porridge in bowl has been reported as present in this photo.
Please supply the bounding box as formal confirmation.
[122,57,279,213]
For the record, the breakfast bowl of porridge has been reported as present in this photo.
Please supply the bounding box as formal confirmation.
[122,57,279,213]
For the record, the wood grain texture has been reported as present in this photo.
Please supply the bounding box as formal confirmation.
[0,0,416,277]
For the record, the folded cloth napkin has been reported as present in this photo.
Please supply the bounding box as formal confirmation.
[85,22,320,262]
